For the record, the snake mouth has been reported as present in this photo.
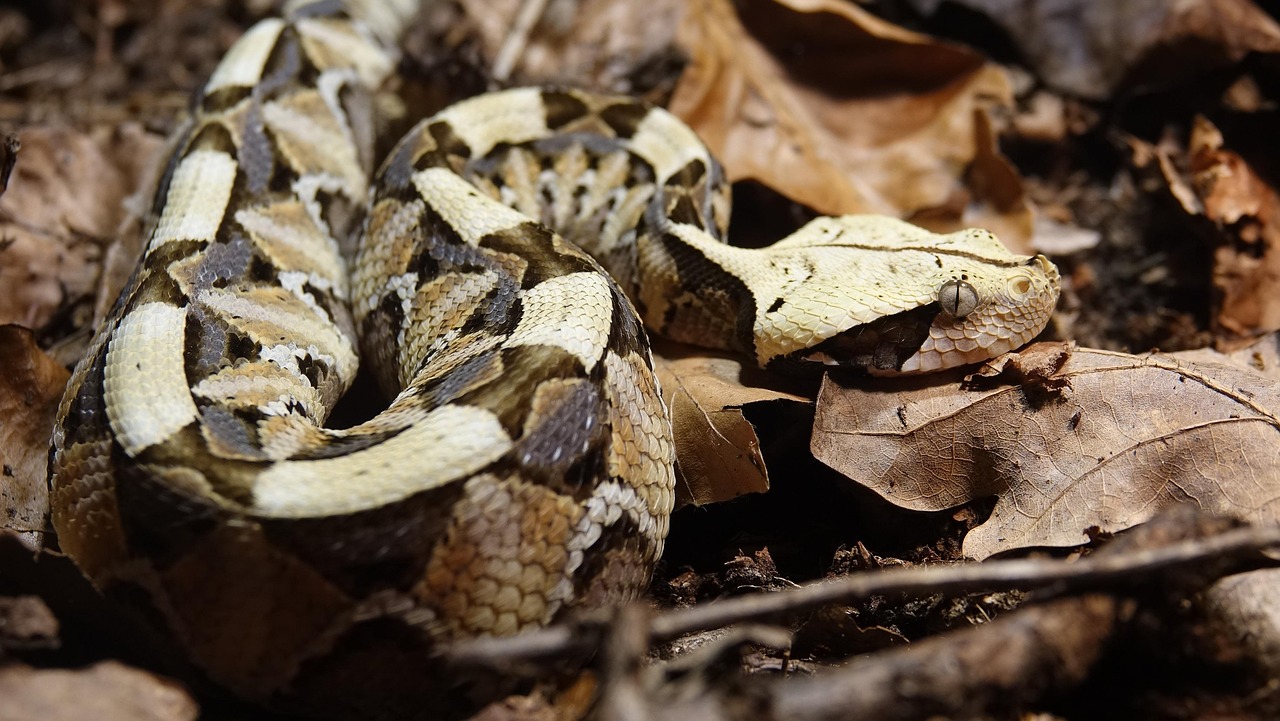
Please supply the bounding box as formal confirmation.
[782,304,940,373]
[800,350,849,367]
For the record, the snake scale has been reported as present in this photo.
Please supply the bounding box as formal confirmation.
[47,0,1060,717]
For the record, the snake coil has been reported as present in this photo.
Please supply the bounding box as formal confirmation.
[49,0,1060,717]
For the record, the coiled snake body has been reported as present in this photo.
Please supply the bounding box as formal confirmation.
[48,0,1060,717]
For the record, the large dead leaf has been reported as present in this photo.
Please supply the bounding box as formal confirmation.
[669,0,1025,242]
[0,325,70,551]
[812,343,1280,559]
[0,124,162,329]
[906,0,1280,99]
[654,342,811,507]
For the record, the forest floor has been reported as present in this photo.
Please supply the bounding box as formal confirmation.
[5,1,1280,720]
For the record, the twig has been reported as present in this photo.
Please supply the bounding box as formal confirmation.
[445,522,1280,670]
[632,594,1129,721]
[492,0,550,82]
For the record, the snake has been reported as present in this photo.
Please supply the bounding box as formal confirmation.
[46,0,1060,717]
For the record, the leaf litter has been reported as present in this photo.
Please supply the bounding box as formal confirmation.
[813,342,1280,559]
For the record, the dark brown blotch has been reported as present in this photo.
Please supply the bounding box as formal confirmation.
[185,118,238,157]
[665,158,706,188]
[657,232,757,357]
[260,479,469,598]
[566,513,652,611]
[605,283,649,360]
[359,291,407,397]
[411,347,505,411]
[599,101,649,139]
[113,447,226,569]
[184,303,232,380]
[479,222,598,289]
[424,121,472,170]
[454,344,584,437]
[511,378,608,491]
[541,89,591,130]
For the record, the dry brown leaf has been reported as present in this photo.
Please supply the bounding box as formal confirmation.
[967,339,1073,393]
[953,108,1034,251]
[1126,117,1280,340]
[907,0,1280,99]
[1175,332,1280,382]
[654,343,810,507]
[0,661,197,721]
[0,124,162,329]
[1186,116,1280,339]
[812,342,1280,559]
[669,0,1023,241]
[1124,131,1203,216]
[0,325,70,551]
[792,605,908,658]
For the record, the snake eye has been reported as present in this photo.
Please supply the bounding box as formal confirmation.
[938,279,979,318]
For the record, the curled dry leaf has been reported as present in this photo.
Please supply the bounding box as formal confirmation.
[653,343,810,507]
[1188,116,1280,339]
[791,605,908,658]
[0,325,71,551]
[966,338,1072,393]
[952,108,1034,252]
[670,0,1026,244]
[812,342,1280,559]
[1126,117,1280,340]
[1124,131,1202,216]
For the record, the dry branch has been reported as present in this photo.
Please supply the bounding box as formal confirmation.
[447,515,1280,672]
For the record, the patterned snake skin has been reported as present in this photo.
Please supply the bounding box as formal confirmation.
[48,0,1060,717]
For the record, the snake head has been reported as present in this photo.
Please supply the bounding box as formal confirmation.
[896,251,1061,374]
[762,219,1061,374]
